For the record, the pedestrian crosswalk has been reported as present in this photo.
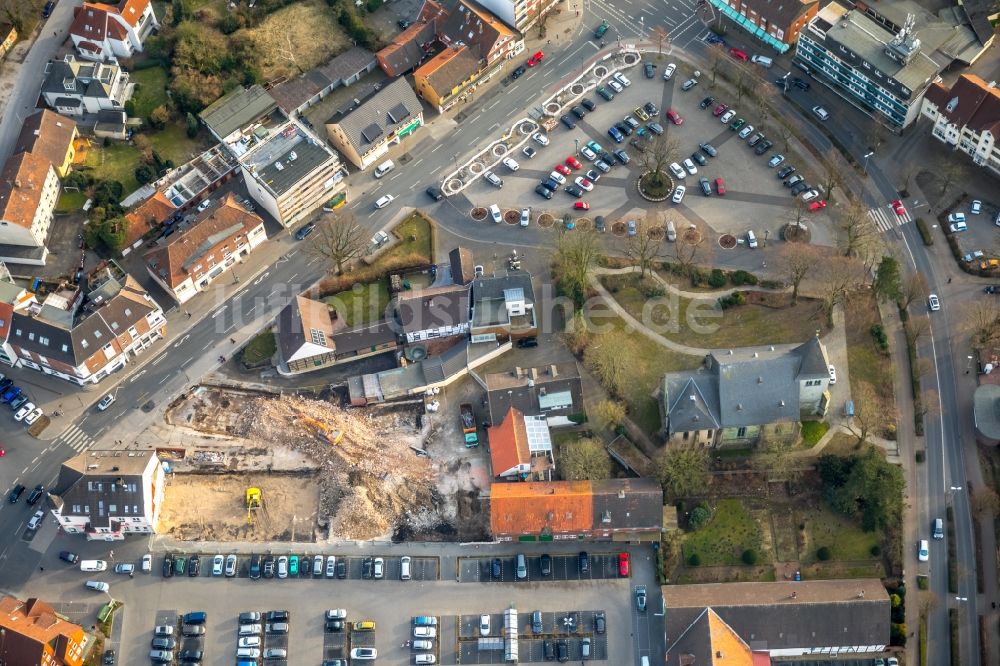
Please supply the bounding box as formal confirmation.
[59,424,95,454]
[869,206,913,233]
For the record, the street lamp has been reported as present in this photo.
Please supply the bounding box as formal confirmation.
[863,151,874,174]
[574,138,579,155]
[763,229,770,247]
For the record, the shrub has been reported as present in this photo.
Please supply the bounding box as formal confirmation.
[816,546,831,561]
[688,506,711,530]
[689,267,704,287]
[148,105,170,130]
[890,622,907,646]
[871,544,882,557]
[134,164,155,184]
[916,575,929,590]
[870,323,889,352]
[730,270,757,286]
[365,0,383,10]
[638,279,666,298]
[185,112,199,138]
[741,549,758,565]
[915,217,933,245]
[217,13,242,34]
[708,268,727,288]
[687,553,701,566]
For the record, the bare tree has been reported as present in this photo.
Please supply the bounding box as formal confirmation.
[708,47,725,86]
[651,25,670,55]
[670,222,704,275]
[753,429,803,482]
[846,381,897,444]
[964,298,1000,350]
[636,135,681,189]
[901,165,919,195]
[906,314,931,345]
[898,273,929,312]
[776,122,794,152]
[584,330,635,398]
[553,229,601,307]
[306,211,366,274]
[657,445,710,500]
[819,150,845,203]
[938,158,968,197]
[817,256,865,323]
[866,110,888,152]
[627,213,666,278]
[754,89,771,129]
[839,197,877,258]
[778,243,819,304]
[787,198,809,230]
[733,64,751,104]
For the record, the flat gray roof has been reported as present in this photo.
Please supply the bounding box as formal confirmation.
[244,124,336,197]
[199,85,278,140]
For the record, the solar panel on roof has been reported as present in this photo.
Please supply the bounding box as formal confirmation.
[361,123,383,143]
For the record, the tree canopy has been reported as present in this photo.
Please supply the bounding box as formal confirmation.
[817,448,905,531]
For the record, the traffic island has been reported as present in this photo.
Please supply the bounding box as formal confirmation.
[781,222,811,243]
[538,213,554,228]
[719,234,737,249]
[471,207,487,221]
[504,210,520,224]
[637,170,673,201]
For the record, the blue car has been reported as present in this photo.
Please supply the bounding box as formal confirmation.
[608,126,624,143]
[1,386,22,404]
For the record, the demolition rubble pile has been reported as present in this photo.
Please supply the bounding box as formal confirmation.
[232,395,436,540]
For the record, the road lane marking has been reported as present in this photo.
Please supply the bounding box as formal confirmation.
[173,334,190,347]
[202,341,214,350]
[129,370,146,383]
[159,376,169,385]
[211,307,226,318]
[152,355,166,366]
[431,144,442,153]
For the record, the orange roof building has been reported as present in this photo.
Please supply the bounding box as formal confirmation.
[0,151,60,251]
[13,110,79,178]
[0,595,90,666]
[144,193,267,304]
[490,478,663,541]
[489,407,532,478]
[68,0,159,63]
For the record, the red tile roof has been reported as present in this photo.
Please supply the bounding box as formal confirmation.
[70,4,109,42]
[489,407,530,476]
[0,152,55,229]
[123,191,176,247]
[490,480,593,536]
[144,193,264,289]
[925,74,1000,135]
[116,0,150,28]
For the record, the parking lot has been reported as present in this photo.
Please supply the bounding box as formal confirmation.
[160,552,439,581]
[464,56,837,248]
[455,610,609,663]
[458,553,624,583]
[945,195,1000,270]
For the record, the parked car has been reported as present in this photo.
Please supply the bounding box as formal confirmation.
[635,585,648,611]
[663,63,676,79]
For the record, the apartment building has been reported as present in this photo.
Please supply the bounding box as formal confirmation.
[0,153,60,263]
[50,449,164,539]
[708,0,818,53]
[41,54,133,117]
[7,267,166,385]
[922,74,1000,177]
[0,595,89,666]
[68,0,159,62]
[144,193,267,304]
[795,2,943,128]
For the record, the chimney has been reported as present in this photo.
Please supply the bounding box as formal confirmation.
[14,179,22,188]
[757,376,763,384]
[513,366,522,378]
[529,368,538,381]
[549,364,558,377]
[753,351,758,358]
[737,404,743,411]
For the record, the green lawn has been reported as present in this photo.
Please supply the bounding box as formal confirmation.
[57,190,88,212]
[599,274,827,348]
[130,67,170,120]
[148,124,203,166]
[325,279,390,327]
[799,503,881,563]
[85,142,141,194]
[242,331,277,366]
[382,213,433,265]
[581,300,702,436]
[845,291,894,400]
[801,420,830,447]
[682,499,764,566]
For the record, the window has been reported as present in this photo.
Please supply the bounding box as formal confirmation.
[737,427,748,438]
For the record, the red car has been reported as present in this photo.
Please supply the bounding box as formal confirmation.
[574,202,590,210]
[565,156,583,170]
[729,47,749,62]
[808,200,827,212]
[713,103,728,117]
[715,177,726,195]
[666,109,684,125]
[527,51,544,67]
[555,163,571,176]
[618,552,630,577]
[891,199,907,216]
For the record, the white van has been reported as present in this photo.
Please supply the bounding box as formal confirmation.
[400,555,412,580]
[812,105,830,121]
[80,560,108,572]
[373,160,395,178]
[516,553,527,579]
[747,230,758,248]
[751,55,773,68]
[666,220,676,242]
